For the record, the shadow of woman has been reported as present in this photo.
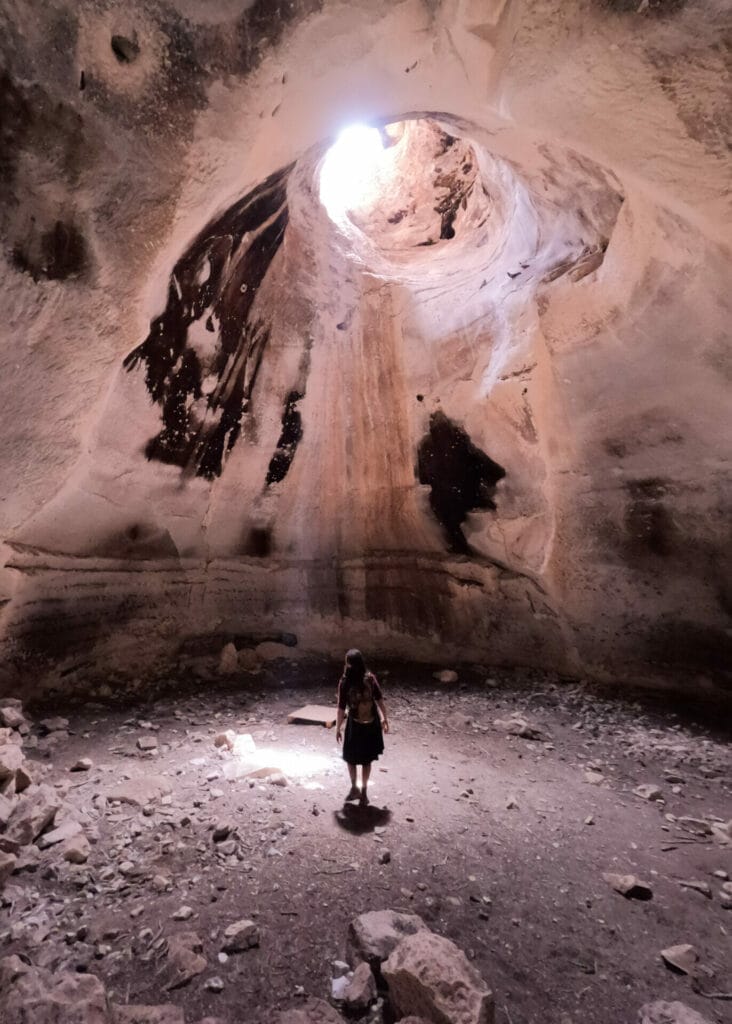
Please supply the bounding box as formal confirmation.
[333,804,392,835]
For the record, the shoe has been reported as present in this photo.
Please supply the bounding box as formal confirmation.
[345,786,360,802]
[359,790,370,806]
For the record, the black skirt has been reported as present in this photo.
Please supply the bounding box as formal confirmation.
[342,716,384,765]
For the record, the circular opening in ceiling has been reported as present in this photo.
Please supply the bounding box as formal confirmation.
[317,118,485,256]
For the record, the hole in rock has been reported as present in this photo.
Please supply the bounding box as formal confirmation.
[111,34,140,64]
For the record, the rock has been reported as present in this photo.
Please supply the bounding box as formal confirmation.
[0,850,17,887]
[678,879,712,898]
[0,706,26,730]
[493,717,549,741]
[433,670,458,684]
[639,1001,713,1024]
[106,777,172,806]
[0,958,109,1024]
[660,944,699,976]
[276,999,347,1024]
[348,909,429,968]
[165,931,207,990]
[214,730,237,750]
[64,834,91,864]
[0,742,24,781]
[6,783,60,845]
[218,642,239,675]
[342,962,377,1011]
[15,763,32,792]
[584,771,604,785]
[676,817,713,835]
[633,784,663,801]
[222,918,259,952]
[379,849,392,865]
[172,906,195,921]
[603,873,653,900]
[382,930,494,1024]
[0,792,15,826]
[38,818,83,849]
[205,977,224,993]
[40,716,69,733]
[71,758,94,772]
[212,823,232,842]
[137,736,158,752]
[113,1005,186,1024]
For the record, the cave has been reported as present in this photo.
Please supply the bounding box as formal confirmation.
[0,2,730,1024]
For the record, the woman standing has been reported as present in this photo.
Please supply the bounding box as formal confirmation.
[336,649,389,806]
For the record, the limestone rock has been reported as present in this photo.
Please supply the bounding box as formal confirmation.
[493,717,549,741]
[40,717,69,733]
[218,642,239,675]
[276,999,347,1024]
[660,944,699,976]
[164,931,207,990]
[106,777,172,806]
[63,834,92,864]
[603,873,653,900]
[71,758,94,772]
[348,909,429,967]
[0,958,109,1024]
[0,706,26,730]
[382,931,494,1024]
[0,850,17,887]
[6,783,61,845]
[342,962,377,1011]
[38,818,83,849]
[222,918,259,952]
[639,1002,712,1024]
[113,1006,186,1024]
[634,784,663,802]
[0,742,24,781]
[137,735,158,752]
[0,792,15,826]
[433,670,458,684]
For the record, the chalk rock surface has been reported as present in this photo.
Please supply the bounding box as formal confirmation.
[382,930,494,1024]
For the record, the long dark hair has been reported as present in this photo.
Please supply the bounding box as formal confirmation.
[342,648,367,688]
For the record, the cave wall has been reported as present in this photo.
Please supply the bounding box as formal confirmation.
[0,0,729,696]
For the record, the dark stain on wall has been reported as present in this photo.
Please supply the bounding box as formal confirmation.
[266,391,304,485]
[124,164,293,479]
[12,220,88,281]
[625,478,677,557]
[417,411,506,554]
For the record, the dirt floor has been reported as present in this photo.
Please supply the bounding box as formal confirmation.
[3,659,732,1024]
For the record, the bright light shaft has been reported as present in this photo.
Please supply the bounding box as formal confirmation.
[320,124,384,219]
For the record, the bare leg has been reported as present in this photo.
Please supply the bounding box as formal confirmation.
[345,763,359,801]
[360,762,371,804]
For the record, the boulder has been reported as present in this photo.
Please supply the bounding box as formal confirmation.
[164,931,207,990]
[106,777,172,807]
[63,834,91,864]
[0,792,15,826]
[634,784,663,802]
[6,783,61,845]
[0,706,26,730]
[660,944,699,976]
[38,819,83,850]
[0,742,24,781]
[113,1007,185,1024]
[277,999,346,1024]
[218,642,239,675]
[222,918,259,952]
[348,909,429,967]
[603,873,653,900]
[639,1002,712,1024]
[342,962,377,1011]
[15,763,33,792]
[382,931,494,1024]
[39,717,69,734]
[71,758,94,772]
[0,958,110,1024]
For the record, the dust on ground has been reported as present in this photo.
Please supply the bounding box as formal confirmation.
[4,659,732,1024]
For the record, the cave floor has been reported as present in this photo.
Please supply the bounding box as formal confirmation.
[6,662,732,1024]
